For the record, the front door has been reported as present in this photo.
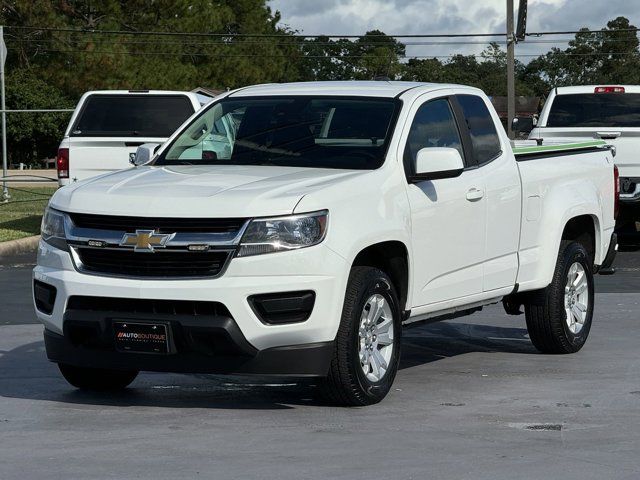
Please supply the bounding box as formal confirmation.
[404,95,487,308]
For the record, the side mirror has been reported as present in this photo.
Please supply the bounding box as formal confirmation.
[131,143,161,166]
[512,116,534,136]
[411,147,464,182]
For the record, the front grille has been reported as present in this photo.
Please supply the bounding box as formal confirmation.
[69,212,246,234]
[75,247,231,277]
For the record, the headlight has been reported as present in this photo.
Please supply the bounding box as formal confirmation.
[41,206,67,250]
[237,210,328,257]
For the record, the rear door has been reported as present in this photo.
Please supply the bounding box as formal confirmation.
[68,94,195,181]
[455,94,521,292]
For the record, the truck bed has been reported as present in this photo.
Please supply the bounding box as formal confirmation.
[513,139,616,290]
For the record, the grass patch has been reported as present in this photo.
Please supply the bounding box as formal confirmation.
[0,186,57,243]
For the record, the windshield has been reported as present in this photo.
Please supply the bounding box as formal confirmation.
[547,93,640,128]
[72,94,194,137]
[155,96,399,170]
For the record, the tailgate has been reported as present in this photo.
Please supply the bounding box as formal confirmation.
[68,137,166,181]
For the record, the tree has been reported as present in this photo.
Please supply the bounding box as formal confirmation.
[1,0,298,96]
[526,16,640,91]
[401,43,533,97]
[349,30,405,79]
[297,30,405,81]
[4,69,73,165]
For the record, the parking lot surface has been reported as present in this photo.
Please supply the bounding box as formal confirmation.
[1,251,640,479]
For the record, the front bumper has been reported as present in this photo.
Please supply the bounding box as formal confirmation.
[44,330,334,377]
[33,239,349,375]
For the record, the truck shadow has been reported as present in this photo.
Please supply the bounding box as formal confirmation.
[0,321,534,409]
[400,321,535,369]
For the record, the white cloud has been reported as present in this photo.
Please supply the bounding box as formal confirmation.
[269,0,640,61]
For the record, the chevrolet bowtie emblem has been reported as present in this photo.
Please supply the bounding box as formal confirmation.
[120,230,172,252]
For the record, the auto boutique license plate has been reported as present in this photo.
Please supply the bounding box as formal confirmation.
[114,321,170,354]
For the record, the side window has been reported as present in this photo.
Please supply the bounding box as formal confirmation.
[456,95,502,165]
[404,98,465,168]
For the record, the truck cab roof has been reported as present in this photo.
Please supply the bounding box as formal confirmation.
[229,81,479,98]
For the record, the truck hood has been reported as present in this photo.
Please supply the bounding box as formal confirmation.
[51,164,364,217]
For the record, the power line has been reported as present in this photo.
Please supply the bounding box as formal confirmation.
[9,36,638,47]
[4,25,506,38]
[527,28,640,36]
[8,24,640,39]
[10,47,640,59]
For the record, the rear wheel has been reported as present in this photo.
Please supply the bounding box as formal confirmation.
[58,364,138,391]
[319,267,402,406]
[524,241,594,354]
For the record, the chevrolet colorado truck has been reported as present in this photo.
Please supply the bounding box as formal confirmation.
[529,85,637,241]
[34,81,618,406]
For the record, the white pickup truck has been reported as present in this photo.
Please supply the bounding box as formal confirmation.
[529,85,638,241]
[34,81,617,405]
[56,90,212,185]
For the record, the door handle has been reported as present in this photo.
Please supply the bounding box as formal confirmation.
[596,131,621,139]
[466,187,484,201]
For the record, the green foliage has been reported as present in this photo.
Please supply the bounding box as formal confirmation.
[401,43,534,96]
[4,69,72,165]
[524,17,640,94]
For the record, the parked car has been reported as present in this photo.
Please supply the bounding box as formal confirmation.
[35,81,617,405]
[56,90,212,185]
[529,85,639,241]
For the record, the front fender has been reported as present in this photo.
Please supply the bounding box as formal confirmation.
[294,164,414,305]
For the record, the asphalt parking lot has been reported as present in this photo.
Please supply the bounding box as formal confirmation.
[1,249,640,479]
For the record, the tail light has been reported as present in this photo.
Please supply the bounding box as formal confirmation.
[56,148,69,179]
[614,164,619,219]
[595,86,625,94]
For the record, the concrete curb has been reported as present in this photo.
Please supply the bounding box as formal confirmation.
[0,235,40,258]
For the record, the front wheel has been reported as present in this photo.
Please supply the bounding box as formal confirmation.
[319,267,402,406]
[524,240,594,354]
[58,364,139,391]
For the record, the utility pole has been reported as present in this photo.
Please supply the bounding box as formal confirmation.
[506,0,516,140]
[0,26,9,202]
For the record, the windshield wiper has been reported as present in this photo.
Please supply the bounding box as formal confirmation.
[234,139,300,157]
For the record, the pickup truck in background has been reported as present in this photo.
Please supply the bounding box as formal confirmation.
[35,81,617,405]
[529,85,638,242]
[56,90,213,186]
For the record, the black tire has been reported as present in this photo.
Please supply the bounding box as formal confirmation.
[524,240,594,354]
[58,364,138,391]
[319,266,402,406]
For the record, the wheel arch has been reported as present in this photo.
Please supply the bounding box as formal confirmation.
[561,214,599,266]
[351,240,410,312]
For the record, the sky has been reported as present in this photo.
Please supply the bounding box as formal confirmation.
[268,0,640,61]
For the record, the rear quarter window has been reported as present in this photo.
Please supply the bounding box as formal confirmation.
[72,94,194,137]
[456,95,502,165]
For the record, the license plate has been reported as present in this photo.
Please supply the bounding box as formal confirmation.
[114,321,169,354]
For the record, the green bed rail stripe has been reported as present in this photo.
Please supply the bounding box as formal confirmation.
[513,140,608,155]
